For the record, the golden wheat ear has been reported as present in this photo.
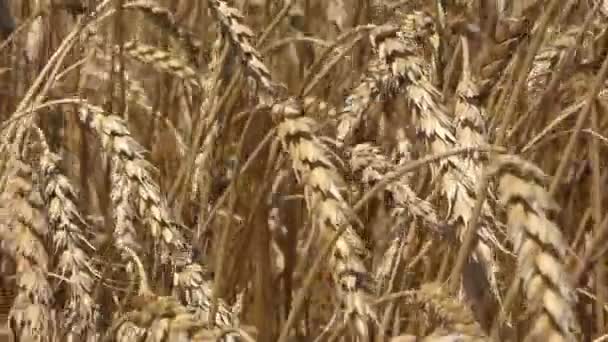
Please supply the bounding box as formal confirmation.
[371,16,505,315]
[77,103,189,265]
[272,98,377,339]
[40,151,98,340]
[490,155,580,342]
[208,0,281,95]
[1,155,55,342]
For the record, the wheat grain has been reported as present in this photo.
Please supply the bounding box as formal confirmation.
[122,40,200,86]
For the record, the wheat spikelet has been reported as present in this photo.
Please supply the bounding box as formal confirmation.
[454,36,503,307]
[491,155,580,341]
[123,0,202,61]
[172,263,238,329]
[122,40,200,86]
[349,142,443,292]
[271,97,376,339]
[349,143,441,232]
[0,155,55,342]
[111,295,244,342]
[528,27,578,97]
[208,0,280,94]
[416,282,488,339]
[77,103,188,263]
[106,247,241,341]
[337,60,391,146]
[40,151,98,341]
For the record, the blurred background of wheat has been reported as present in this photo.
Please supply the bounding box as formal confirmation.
[0,0,607,341]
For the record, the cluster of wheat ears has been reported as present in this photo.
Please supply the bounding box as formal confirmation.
[0,0,607,341]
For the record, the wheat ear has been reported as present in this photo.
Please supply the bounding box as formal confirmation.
[272,98,376,339]
[122,40,200,86]
[454,35,503,304]
[111,295,246,342]
[527,27,578,98]
[491,155,580,341]
[77,102,188,263]
[371,20,504,303]
[208,0,280,94]
[79,42,188,155]
[0,155,55,342]
[106,248,235,341]
[41,151,98,341]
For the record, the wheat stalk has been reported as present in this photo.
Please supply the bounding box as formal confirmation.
[123,0,202,61]
[337,59,391,146]
[528,27,578,98]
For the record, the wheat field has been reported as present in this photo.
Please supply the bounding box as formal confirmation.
[0,0,607,341]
